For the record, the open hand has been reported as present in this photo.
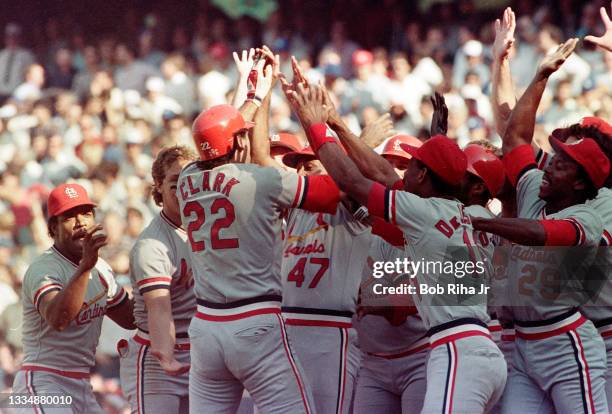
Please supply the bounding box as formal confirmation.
[537,38,578,79]
[429,92,448,136]
[492,7,516,62]
[585,2,612,53]
[287,83,330,128]
[232,48,256,77]
[151,350,191,376]
[361,113,394,146]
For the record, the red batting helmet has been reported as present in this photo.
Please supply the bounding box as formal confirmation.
[192,105,254,161]
[463,144,505,197]
[382,135,422,160]
[270,132,301,152]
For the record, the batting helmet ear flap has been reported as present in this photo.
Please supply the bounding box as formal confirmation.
[192,105,254,161]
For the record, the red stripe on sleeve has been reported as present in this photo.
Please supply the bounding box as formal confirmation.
[540,219,581,246]
[371,218,405,247]
[300,175,340,214]
[137,277,172,286]
[367,182,387,220]
[503,145,537,187]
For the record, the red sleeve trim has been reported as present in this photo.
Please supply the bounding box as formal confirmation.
[371,218,405,247]
[108,288,128,308]
[291,175,305,208]
[367,182,389,221]
[392,179,403,190]
[299,175,340,214]
[308,123,337,152]
[33,283,62,310]
[503,145,537,187]
[540,219,580,246]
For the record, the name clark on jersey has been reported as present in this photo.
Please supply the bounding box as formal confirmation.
[179,171,240,200]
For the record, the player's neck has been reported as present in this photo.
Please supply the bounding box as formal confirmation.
[162,207,182,228]
[545,196,585,215]
[53,242,82,265]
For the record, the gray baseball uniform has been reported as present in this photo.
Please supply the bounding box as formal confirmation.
[281,205,370,414]
[119,212,195,414]
[177,161,338,413]
[353,235,429,414]
[501,161,607,414]
[582,187,612,404]
[14,246,127,414]
[367,185,507,413]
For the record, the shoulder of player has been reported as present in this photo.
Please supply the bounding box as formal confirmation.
[464,204,494,219]
[130,230,171,259]
[23,250,70,283]
[588,187,612,218]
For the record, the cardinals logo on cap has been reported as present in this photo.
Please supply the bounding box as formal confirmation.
[393,140,403,152]
[64,186,79,199]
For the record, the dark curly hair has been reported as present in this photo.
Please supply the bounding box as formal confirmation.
[151,145,197,206]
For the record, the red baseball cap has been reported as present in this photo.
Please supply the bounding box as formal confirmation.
[352,50,373,67]
[282,146,316,169]
[47,183,96,218]
[581,116,612,136]
[382,135,422,160]
[400,135,467,185]
[270,132,301,152]
[549,137,611,188]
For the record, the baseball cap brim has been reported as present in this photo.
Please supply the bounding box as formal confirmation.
[399,143,421,160]
[282,148,316,169]
[270,141,299,152]
[51,200,97,218]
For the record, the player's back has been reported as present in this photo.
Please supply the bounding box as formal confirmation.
[177,161,300,303]
[390,193,491,329]
[281,205,370,322]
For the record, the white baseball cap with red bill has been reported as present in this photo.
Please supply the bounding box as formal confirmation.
[47,183,97,218]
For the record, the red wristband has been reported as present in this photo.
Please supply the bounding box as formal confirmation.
[540,219,579,246]
[308,123,337,152]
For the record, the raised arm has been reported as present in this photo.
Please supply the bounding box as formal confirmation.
[430,92,448,136]
[502,38,578,155]
[585,1,612,52]
[250,49,280,168]
[288,84,375,207]
[231,48,256,109]
[321,85,400,187]
[491,7,517,137]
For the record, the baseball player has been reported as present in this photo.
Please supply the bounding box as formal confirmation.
[119,146,198,414]
[533,116,612,404]
[178,84,342,412]
[13,183,134,414]
[238,53,374,413]
[471,39,610,413]
[286,83,507,413]
[273,144,369,414]
[346,134,429,414]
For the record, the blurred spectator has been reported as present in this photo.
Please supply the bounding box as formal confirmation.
[114,43,159,94]
[12,64,45,102]
[0,23,35,100]
[161,54,196,116]
[47,47,76,89]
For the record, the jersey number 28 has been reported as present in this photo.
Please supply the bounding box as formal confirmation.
[183,199,239,252]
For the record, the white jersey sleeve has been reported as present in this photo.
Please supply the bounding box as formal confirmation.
[130,238,175,293]
[23,258,65,313]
